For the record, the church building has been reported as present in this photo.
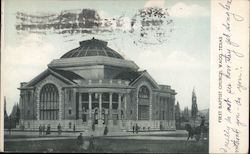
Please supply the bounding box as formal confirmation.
[18,38,177,132]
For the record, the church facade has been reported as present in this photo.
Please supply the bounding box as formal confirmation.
[18,38,177,132]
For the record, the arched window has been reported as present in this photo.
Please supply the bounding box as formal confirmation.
[138,86,150,99]
[40,83,59,120]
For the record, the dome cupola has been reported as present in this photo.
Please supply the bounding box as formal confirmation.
[60,37,124,59]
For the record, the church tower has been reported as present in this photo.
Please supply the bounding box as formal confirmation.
[191,88,198,119]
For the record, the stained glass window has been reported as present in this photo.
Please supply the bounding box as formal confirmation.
[138,86,150,99]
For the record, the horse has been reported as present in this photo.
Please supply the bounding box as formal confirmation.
[185,124,208,142]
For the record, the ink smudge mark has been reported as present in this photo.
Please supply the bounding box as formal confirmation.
[15,8,174,46]
[130,7,174,47]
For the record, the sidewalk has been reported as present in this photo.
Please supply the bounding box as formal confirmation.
[104,136,192,141]
[4,130,188,142]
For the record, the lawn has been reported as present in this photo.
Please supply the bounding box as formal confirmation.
[4,136,208,153]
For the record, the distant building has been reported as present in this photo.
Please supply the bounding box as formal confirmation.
[18,38,177,132]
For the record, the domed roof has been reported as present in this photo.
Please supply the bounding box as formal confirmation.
[60,37,124,59]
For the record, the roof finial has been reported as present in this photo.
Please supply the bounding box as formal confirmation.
[192,87,196,96]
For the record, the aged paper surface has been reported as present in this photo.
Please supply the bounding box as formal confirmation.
[0,0,249,153]
[210,0,249,153]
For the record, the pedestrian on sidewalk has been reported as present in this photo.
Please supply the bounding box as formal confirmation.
[88,135,95,152]
[132,125,135,133]
[76,133,84,152]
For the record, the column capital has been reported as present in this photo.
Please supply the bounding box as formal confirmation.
[98,93,103,98]
[94,92,103,96]
[118,93,122,97]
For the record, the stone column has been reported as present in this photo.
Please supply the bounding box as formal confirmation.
[98,93,103,127]
[118,94,122,127]
[79,92,82,120]
[88,93,92,126]
[59,88,63,120]
[124,94,127,120]
[36,90,40,120]
[118,94,122,119]
[136,97,139,120]
[172,99,176,130]
[108,93,113,126]
[149,94,152,121]
[167,97,170,127]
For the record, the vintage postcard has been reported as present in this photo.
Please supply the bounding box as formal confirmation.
[1,0,249,153]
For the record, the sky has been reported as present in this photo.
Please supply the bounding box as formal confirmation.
[2,0,210,114]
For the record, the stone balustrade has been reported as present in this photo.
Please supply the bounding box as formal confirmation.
[73,79,130,86]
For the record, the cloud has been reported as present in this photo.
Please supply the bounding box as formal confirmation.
[168,2,209,18]
[2,34,57,113]
[134,49,210,110]
[144,0,165,8]
[136,50,202,71]
[3,34,56,67]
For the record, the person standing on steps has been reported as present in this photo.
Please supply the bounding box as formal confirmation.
[57,123,62,136]
[42,124,46,136]
[135,123,139,134]
[104,125,108,136]
[92,122,95,131]
[46,124,51,135]
[39,124,42,136]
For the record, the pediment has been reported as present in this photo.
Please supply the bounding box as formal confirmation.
[23,68,78,88]
[130,71,159,89]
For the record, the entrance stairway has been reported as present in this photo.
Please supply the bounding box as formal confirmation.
[78,124,125,136]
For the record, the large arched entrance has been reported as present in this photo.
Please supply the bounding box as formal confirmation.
[39,83,59,120]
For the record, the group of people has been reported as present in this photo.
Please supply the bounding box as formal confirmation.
[38,123,62,136]
[77,133,95,152]
[132,124,140,134]
[92,122,109,136]
[38,124,50,136]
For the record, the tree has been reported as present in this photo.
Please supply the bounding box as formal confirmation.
[182,107,190,122]
[4,96,9,129]
[10,103,20,128]
[15,104,21,125]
